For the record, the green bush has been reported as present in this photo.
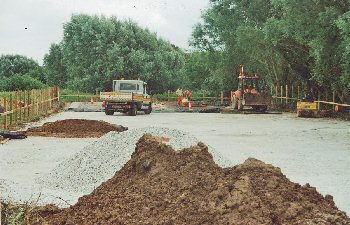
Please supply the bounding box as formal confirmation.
[0,74,46,91]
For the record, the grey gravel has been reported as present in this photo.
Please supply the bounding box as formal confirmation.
[37,127,231,195]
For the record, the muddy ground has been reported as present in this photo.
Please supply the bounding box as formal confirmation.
[26,119,127,138]
[35,135,349,225]
[0,112,349,215]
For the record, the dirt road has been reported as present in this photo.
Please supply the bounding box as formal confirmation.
[0,111,349,215]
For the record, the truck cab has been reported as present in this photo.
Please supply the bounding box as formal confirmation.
[114,80,146,94]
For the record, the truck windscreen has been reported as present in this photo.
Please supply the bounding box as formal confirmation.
[120,83,137,91]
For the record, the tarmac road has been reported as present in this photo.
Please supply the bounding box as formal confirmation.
[0,111,349,214]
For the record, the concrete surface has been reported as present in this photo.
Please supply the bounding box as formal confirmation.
[67,102,103,112]
[0,111,349,214]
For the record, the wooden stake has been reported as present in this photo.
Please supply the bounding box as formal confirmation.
[23,90,27,122]
[270,86,273,96]
[9,94,13,126]
[15,91,18,124]
[220,91,224,105]
[280,85,283,104]
[333,91,336,112]
[317,88,320,110]
[19,90,22,123]
[4,97,7,130]
[275,85,278,105]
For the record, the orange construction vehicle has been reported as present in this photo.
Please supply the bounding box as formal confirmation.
[231,64,268,112]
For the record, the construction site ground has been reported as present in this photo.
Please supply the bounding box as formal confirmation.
[0,111,349,216]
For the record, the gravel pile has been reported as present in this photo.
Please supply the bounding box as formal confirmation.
[37,127,231,195]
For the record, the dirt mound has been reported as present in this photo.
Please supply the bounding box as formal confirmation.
[37,135,350,225]
[26,119,127,138]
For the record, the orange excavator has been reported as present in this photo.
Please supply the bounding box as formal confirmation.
[231,64,268,112]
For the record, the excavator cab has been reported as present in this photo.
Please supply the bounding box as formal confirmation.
[238,77,260,94]
[231,65,268,112]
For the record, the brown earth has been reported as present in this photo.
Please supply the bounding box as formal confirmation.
[35,134,350,225]
[26,119,127,138]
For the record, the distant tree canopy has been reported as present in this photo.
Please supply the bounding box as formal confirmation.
[0,54,45,91]
[188,0,350,95]
[2,4,350,96]
[44,14,185,93]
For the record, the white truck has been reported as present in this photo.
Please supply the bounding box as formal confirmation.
[100,79,152,116]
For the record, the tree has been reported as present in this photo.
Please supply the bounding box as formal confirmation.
[0,54,43,81]
[43,14,185,93]
[0,54,46,91]
[43,43,68,88]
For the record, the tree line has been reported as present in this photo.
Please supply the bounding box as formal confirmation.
[187,0,350,98]
[1,1,350,99]
[0,14,185,93]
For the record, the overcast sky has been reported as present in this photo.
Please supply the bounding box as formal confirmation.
[0,0,210,64]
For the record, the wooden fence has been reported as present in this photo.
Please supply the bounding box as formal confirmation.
[0,87,60,130]
[271,84,350,112]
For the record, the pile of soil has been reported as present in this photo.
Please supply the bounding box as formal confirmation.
[26,119,127,138]
[36,135,349,224]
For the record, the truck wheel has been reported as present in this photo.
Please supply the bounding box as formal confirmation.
[260,105,267,112]
[253,105,267,112]
[297,110,301,117]
[144,105,152,115]
[129,104,137,116]
[105,110,114,115]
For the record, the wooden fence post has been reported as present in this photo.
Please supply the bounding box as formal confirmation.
[14,91,18,125]
[280,85,283,104]
[49,88,52,110]
[46,88,48,114]
[41,89,43,115]
[220,91,224,105]
[9,94,13,126]
[40,89,43,115]
[44,89,46,115]
[19,90,23,124]
[333,91,336,112]
[23,90,27,122]
[4,97,7,130]
[297,85,300,101]
[29,90,32,120]
[317,88,321,110]
[270,86,273,96]
[285,85,288,104]
[33,89,36,118]
[58,87,60,102]
[37,89,39,116]
[275,85,277,97]
[275,85,278,105]
[167,90,170,102]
